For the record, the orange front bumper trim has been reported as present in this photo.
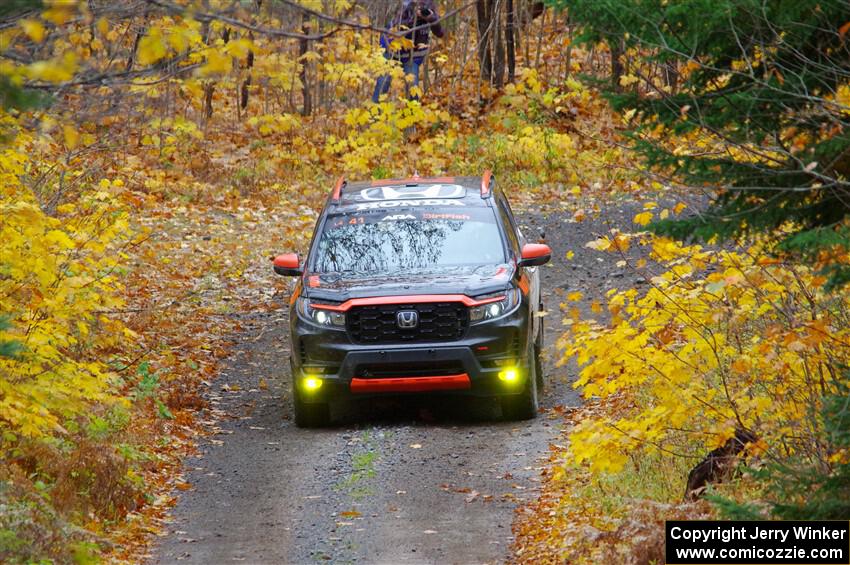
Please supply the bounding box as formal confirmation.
[350,373,471,393]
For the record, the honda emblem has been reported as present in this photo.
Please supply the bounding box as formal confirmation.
[396,310,419,329]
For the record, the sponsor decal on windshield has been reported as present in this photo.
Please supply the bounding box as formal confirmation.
[358,184,465,201]
[326,206,493,230]
[422,212,471,220]
[355,199,466,211]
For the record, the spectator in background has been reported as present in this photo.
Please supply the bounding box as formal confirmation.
[372,0,444,103]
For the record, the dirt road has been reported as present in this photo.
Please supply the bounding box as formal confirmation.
[153,202,644,564]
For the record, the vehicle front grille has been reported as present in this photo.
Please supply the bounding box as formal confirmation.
[355,360,466,378]
[346,302,469,344]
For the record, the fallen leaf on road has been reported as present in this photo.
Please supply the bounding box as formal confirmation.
[340,510,361,518]
[465,490,479,503]
[409,443,422,449]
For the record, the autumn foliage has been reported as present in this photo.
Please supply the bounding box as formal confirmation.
[512,0,850,560]
[566,233,850,475]
[0,0,633,561]
[2,0,848,562]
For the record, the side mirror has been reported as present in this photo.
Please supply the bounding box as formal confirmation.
[273,253,302,276]
[519,243,551,267]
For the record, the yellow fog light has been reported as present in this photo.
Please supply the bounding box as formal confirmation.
[303,377,323,391]
[498,368,519,383]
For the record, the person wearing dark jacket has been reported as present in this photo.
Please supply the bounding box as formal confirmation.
[372,0,444,103]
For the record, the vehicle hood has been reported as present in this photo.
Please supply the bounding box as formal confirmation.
[303,264,514,302]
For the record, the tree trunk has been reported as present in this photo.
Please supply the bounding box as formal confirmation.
[422,53,431,94]
[506,0,516,83]
[200,21,226,120]
[492,0,506,88]
[126,25,145,72]
[241,45,254,110]
[475,0,492,82]
[563,13,573,81]
[299,21,312,116]
[203,84,214,119]
[663,60,679,92]
[610,37,624,91]
[534,6,544,69]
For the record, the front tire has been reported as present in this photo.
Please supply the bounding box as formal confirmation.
[501,351,539,421]
[292,384,330,428]
[535,317,545,390]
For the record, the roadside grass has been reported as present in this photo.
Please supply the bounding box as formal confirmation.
[581,450,695,515]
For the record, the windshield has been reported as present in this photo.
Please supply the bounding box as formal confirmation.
[312,208,505,275]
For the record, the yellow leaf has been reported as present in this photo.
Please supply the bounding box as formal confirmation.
[138,29,167,66]
[96,17,109,36]
[197,48,232,76]
[27,52,77,82]
[633,211,653,226]
[63,124,79,149]
[567,291,583,302]
[41,5,74,25]
[585,237,611,251]
[45,229,74,249]
[20,19,45,43]
[167,29,189,53]
[612,234,630,252]
[298,51,322,63]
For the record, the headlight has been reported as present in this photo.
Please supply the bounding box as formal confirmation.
[296,297,346,327]
[470,288,521,323]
